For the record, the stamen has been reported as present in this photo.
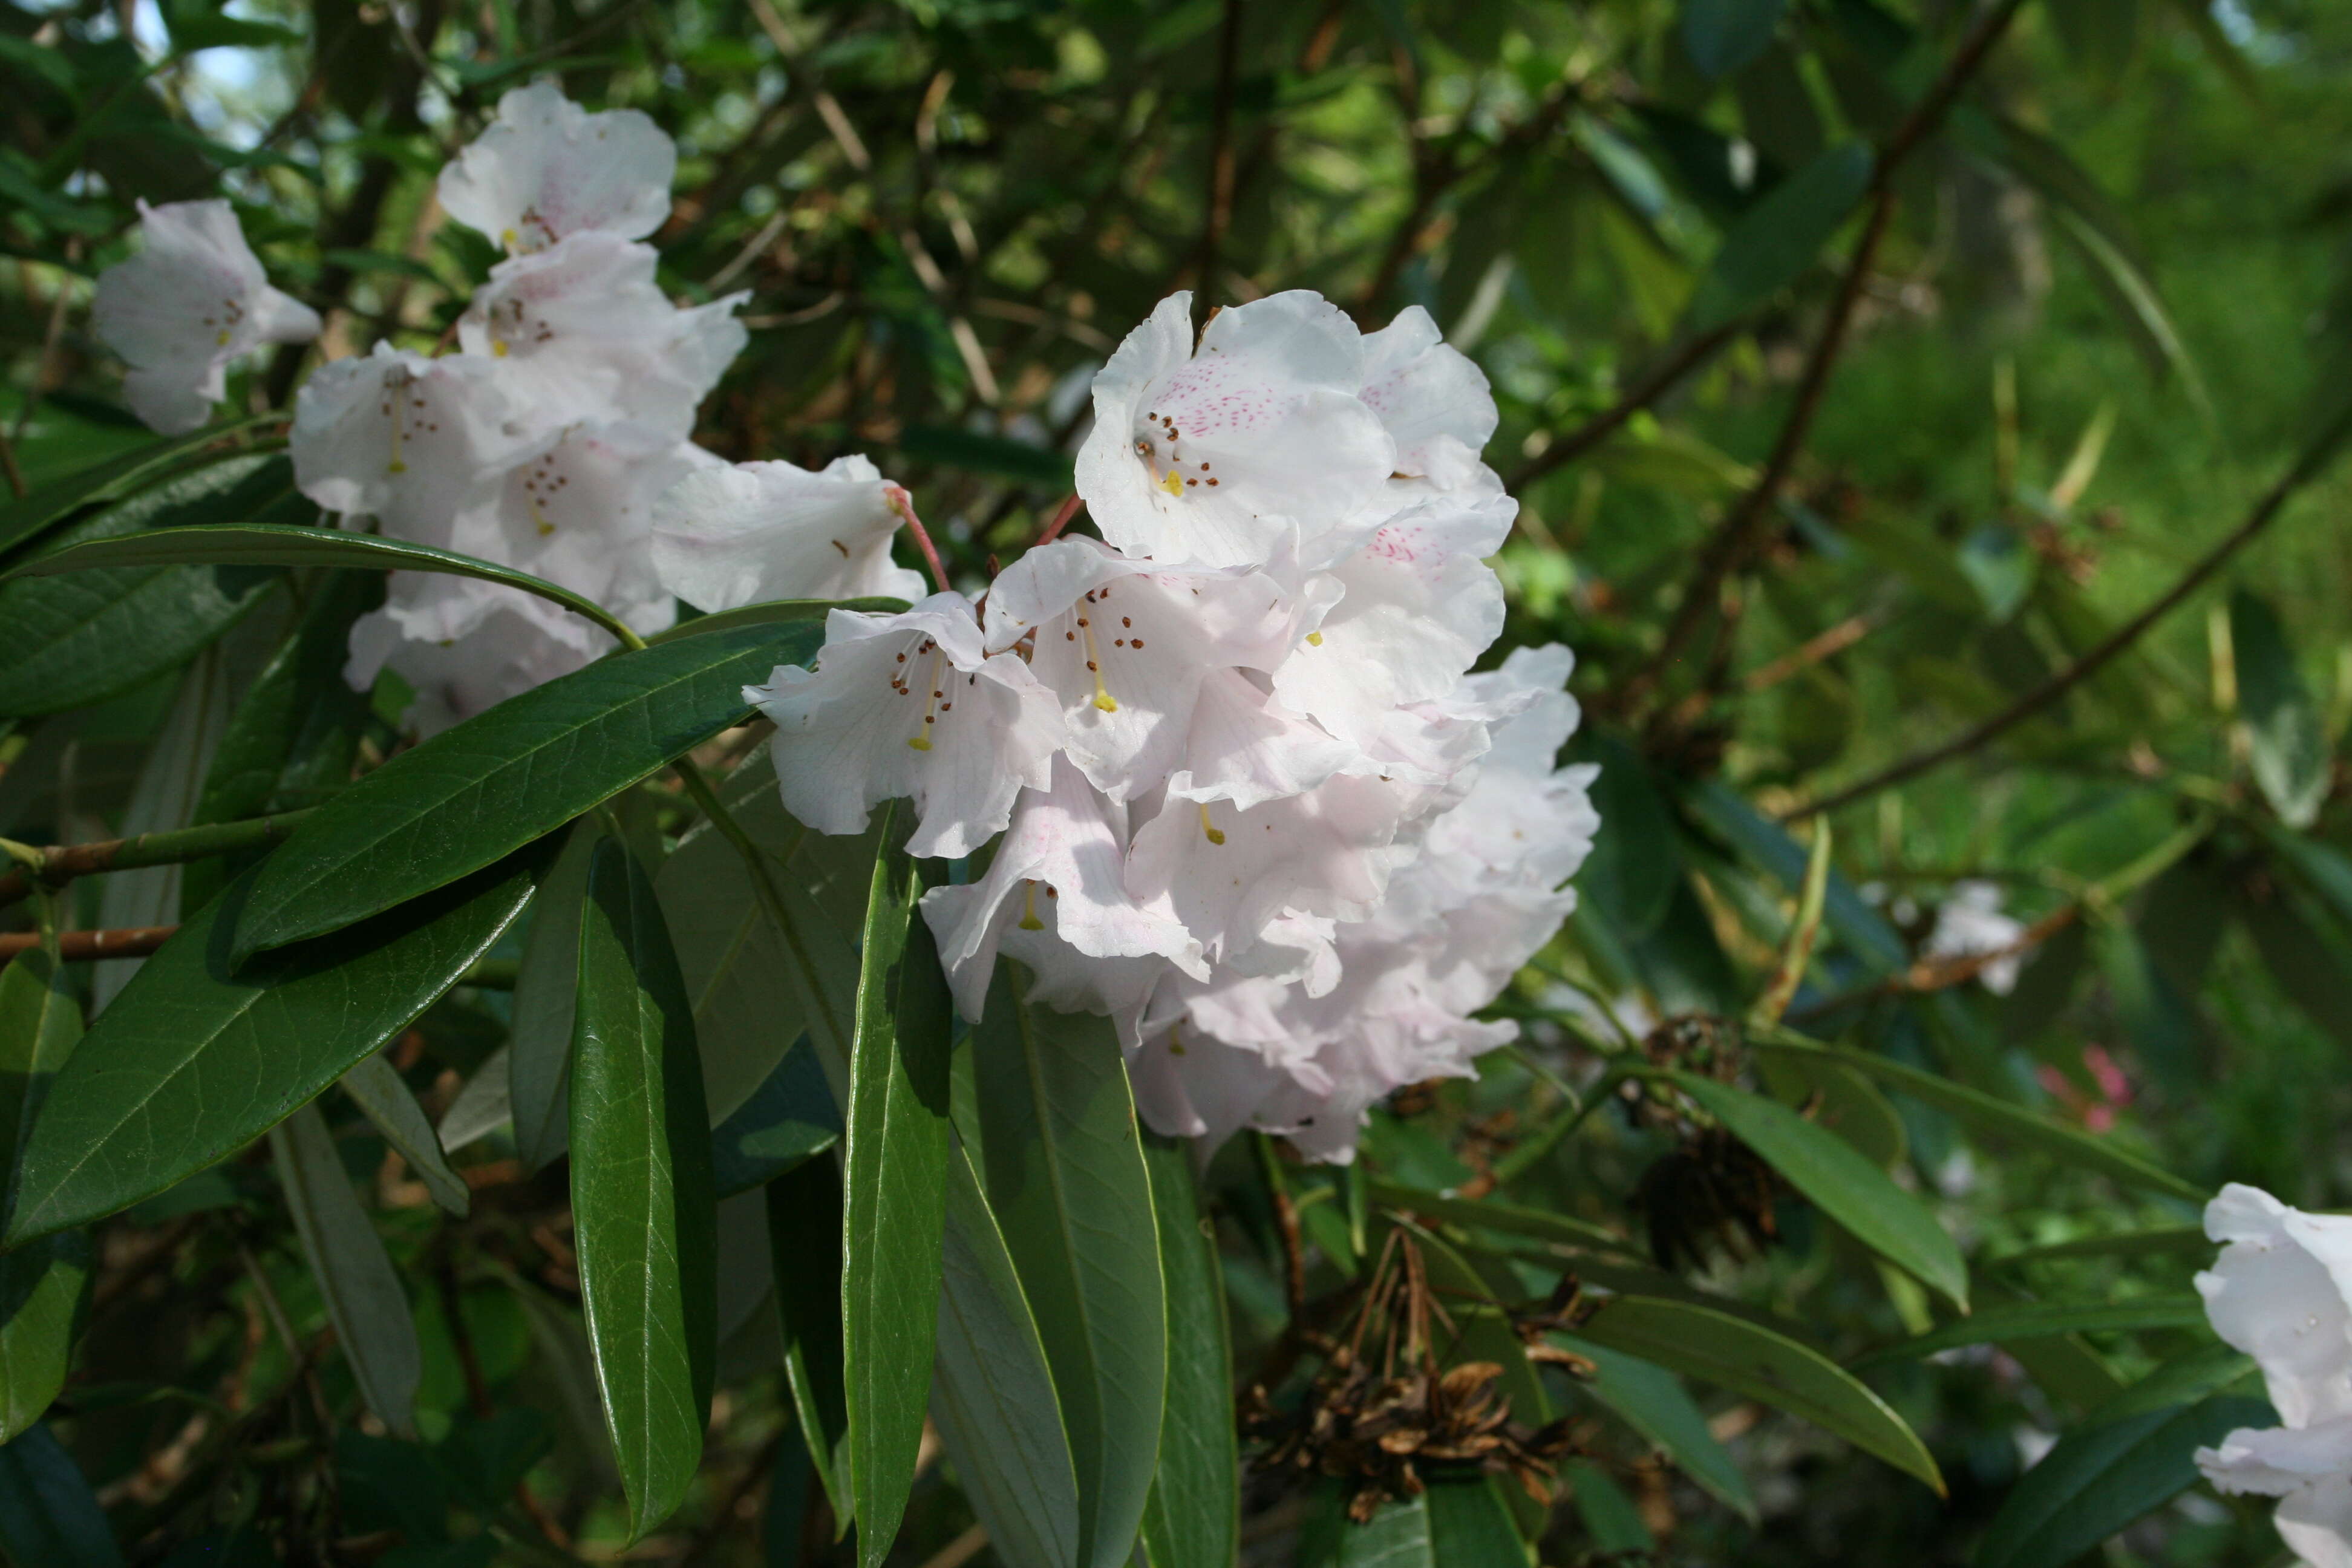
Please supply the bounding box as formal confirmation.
[1018,881,1045,932]
[385,375,410,474]
[1197,803,1225,846]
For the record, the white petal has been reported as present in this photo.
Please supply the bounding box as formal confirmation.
[1164,670,1356,810]
[1358,304,1498,475]
[2198,1420,2352,1495]
[750,595,1065,859]
[292,345,540,537]
[653,455,924,610]
[437,80,676,252]
[92,199,309,434]
[2198,1184,2352,1427]
[347,581,601,737]
[2279,1474,2352,1568]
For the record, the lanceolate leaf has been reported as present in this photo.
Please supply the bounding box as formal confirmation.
[0,454,292,718]
[1668,1071,1969,1309]
[974,972,1166,1568]
[1138,1136,1239,1568]
[930,1142,1084,1568]
[5,849,543,1247]
[1852,1295,2208,1367]
[569,837,718,1543]
[714,1045,840,1198]
[0,1423,124,1568]
[0,417,276,559]
[766,1155,852,1525]
[0,951,91,1444]
[1685,143,1873,334]
[645,596,906,645]
[1681,0,1786,80]
[2230,589,2328,829]
[1974,1396,2270,1568]
[5,522,636,647]
[337,1052,469,1217]
[230,617,823,961]
[269,1102,423,1439]
[1558,1331,1758,1521]
[509,820,598,1172]
[840,805,954,1568]
[1573,1295,1945,1494]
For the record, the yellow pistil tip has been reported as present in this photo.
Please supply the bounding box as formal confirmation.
[492,339,509,358]
[1093,692,1119,713]
[1018,881,1045,932]
[535,520,555,537]
[1305,631,1324,646]
[215,328,232,347]
[906,736,933,752]
[387,460,408,474]
[1158,469,1184,497]
[1198,803,1225,846]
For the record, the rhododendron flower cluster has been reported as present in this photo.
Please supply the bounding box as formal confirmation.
[675,289,1598,1160]
[2193,1184,2352,1568]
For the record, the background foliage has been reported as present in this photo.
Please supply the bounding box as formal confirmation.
[4,0,2352,1564]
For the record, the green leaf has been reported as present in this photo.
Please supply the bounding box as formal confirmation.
[897,425,1073,488]
[1668,1072,1968,1309]
[1300,1480,1521,1567]
[509,821,598,1172]
[2232,590,2328,828]
[1138,1137,1239,1568]
[0,952,90,1444]
[646,596,906,647]
[1988,1226,2209,1267]
[766,1155,852,1526]
[1427,1477,1532,1561]
[931,1142,1084,1568]
[1974,1396,2270,1568]
[1566,1459,1655,1553]
[1558,1331,1758,1521]
[1851,1295,2207,1367]
[336,1053,469,1217]
[974,972,1167,1568]
[1748,1030,2204,1201]
[2256,821,2352,935]
[5,851,542,1247]
[1368,1181,1642,1258]
[569,837,718,1543]
[714,1045,839,1199]
[162,0,304,50]
[1686,143,1873,333]
[840,806,955,1567]
[0,456,291,718]
[1573,1296,1945,1494]
[5,523,637,649]
[231,618,823,961]
[0,419,273,559]
[1679,780,1907,973]
[2048,206,2212,422]
[2086,1341,2260,1425]
[0,1424,122,1568]
[1682,0,1786,79]
[1564,730,1681,942]
[269,1102,423,1439]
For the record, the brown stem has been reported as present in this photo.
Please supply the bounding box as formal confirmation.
[1788,903,2082,1022]
[1,926,177,965]
[1507,319,1745,492]
[1034,492,1084,548]
[886,486,952,593]
[1192,0,1245,305]
[1785,407,2352,821]
[0,808,314,910]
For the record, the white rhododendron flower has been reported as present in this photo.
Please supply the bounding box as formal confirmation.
[347,577,604,736]
[293,345,538,543]
[1073,290,1395,569]
[659,284,1598,1161]
[92,199,321,435]
[653,456,929,610]
[748,595,1067,860]
[1924,880,2028,994]
[437,80,676,255]
[2194,1184,2352,1567]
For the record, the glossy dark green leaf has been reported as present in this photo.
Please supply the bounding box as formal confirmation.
[5,849,543,1247]
[841,805,954,1567]
[1682,0,1785,79]
[269,1102,422,1439]
[1975,1396,2270,1568]
[1559,1331,1757,1521]
[1138,1137,1238,1568]
[1670,1073,1967,1307]
[1565,730,1681,941]
[1748,1031,2203,1201]
[2232,589,2328,828]
[0,419,272,559]
[1565,1460,1654,1554]
[975,970,1166,1568]
[569,837,717,1543]
[1852,1295,2207,1367]
[646,597,901,646]
[6,523,633,648]
[1686,143,1873,333]
[1988,1226,2209,1267]
[930,1142,1083,1568]
[337,1053,468,1217]
[230,618,822,961]
[509,820,597,1172]
[0,455,291,718]
[715,1046,839,1198]
[1575,1295,1944,1493]
[0,1423,122,1567]
[766,1155,851,1525]
[1298,1480,1518,1567]
[0,952,90,1443]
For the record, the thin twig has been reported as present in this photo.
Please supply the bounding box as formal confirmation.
[0,808,315,909]
[1785,407,2352,820]
[1508,319,1745,492]
[1786,903,2082,1022]
[1034,492,1083,548]
[1192,0,1245,305]
[886,486,952,593]
[0,926,177,964]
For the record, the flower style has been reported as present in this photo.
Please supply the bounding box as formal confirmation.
[293,345,538,541]
[653,456,929,610]
[91,199,321,435]
[437,80,676,256]
[1073,291,1396,569]
[981,535,1334,800]
[920,757,1206,1028]
[2194,1184,2352,1568]
[749,595,1067,860]
[458,232,747,436]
